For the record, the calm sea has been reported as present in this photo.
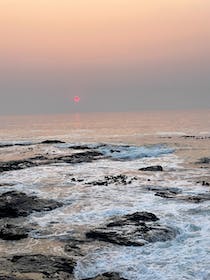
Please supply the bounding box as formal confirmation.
[1,110,210,142]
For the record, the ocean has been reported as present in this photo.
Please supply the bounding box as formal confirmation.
[0,110,210,279]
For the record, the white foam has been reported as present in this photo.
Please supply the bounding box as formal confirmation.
[1,144,210,279]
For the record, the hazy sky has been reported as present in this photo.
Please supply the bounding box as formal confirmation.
[0,0,210,115]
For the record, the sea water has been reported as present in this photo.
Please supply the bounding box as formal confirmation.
[0,110,210,279]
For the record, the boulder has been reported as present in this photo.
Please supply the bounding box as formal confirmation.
[86,212,176,246]
[0,191,63,218]
[0,254,76,279]
[0,223,28,240]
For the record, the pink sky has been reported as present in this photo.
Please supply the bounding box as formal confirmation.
[0,0,210,114]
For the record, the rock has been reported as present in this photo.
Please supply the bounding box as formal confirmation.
[3,254,76,278]
[86,212,176,246]
[0,160,37,173]
[64,238,90,257]
[145,186,182,194]
[86,175,137,186]
[0,276,32,280]
[155,191,210,203]
[0,223,28,240]
[139,165,163,172]
[69,145,92,150]
[196,157,210,164]
[202,181,210,186]
[0,191,63,218]
[82,272,127,280]
[57,151,103,164]
[41,140,66,144]
[0,150,104,173]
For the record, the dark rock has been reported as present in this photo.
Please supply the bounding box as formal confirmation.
[69,145,92,150]
[0,223,28,240]
[196,157,210,164]
[0,150,104,173]
[41,140,66,144]
[28,155,49,161]
[86,175,137,186]
[8,254,76,277]
[0,276,32,280]
[124,212,159,222]
[0,160,37,173]
[0,191,63,218]
[82,272,127,280]
[155,191,210,203]
[202,181,210,186]
[86,212,176,246]
[145,186,182,194]
[57,151,103,164]
[64,238,90,257]
[139,165,163,172]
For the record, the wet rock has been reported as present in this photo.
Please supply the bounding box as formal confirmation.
[82,272,127,280]
[64,238,90,257]
[69,145,92,150]
[0,276,32,280]
[0,150,104,173]
[196,180,210,186]
[0,160,37,173]
[202,181,210,186]
[41,140,66,144]
[139,165,163,172]
[4,254,76,278]
[145,186,182,194]
[57,151,103,164]
[180,135,210,140]
[0,223,28,240]
[86,212,176,246]
[0,191,63,218]
[196,157,210,164]
[155,191,210,203]
[86,175,137,186]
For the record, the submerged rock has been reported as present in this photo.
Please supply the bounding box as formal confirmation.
[86,212,176,246]
[0,191,63,218]
[82,272,127,280]
[139,165,163,171]
[0,223,28,240]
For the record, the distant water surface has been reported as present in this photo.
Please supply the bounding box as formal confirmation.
[1,110,210,142]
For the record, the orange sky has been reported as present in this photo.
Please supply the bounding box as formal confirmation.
[1,0,210,68]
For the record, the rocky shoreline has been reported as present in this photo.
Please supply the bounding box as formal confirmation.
[0,140,210,279]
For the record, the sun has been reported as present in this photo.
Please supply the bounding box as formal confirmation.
[74,96,81,103]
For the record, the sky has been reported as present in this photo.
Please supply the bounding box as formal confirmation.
[0,0,210,115]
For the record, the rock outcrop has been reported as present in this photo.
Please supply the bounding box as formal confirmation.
[86,212,176,246]
[0,191,63,218]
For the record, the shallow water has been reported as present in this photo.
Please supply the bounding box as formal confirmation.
[0,111,210,279]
